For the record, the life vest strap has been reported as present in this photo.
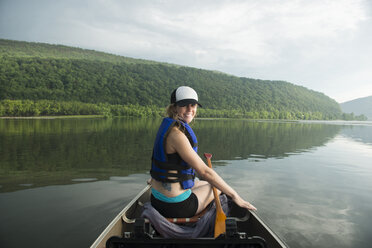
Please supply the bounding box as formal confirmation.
[150,169,195,183]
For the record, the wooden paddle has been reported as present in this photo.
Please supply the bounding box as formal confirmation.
[204,153,226,238]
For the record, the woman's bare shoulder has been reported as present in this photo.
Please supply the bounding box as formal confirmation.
[168,126,184,138]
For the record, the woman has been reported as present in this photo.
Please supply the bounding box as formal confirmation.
[149,86,256,218]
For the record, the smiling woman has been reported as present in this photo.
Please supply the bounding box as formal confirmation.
[149,86,256,220]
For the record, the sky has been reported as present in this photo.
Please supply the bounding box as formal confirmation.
[1,0,371,103]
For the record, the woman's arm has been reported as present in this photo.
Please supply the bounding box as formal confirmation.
[167,128,257,211]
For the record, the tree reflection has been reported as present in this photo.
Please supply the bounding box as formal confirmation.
[0,118,341,192]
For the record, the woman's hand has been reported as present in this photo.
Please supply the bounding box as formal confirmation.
[232,195,257,211]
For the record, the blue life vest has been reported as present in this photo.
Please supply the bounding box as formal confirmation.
[150,117,198,189]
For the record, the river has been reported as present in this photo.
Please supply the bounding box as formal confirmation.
[0,118,371,247]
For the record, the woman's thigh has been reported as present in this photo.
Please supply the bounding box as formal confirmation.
[192,180,221,214]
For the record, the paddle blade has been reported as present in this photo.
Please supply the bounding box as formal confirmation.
[204,153,212,159]
[214,209,227,238]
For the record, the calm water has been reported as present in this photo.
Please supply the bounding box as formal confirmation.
[0,118,372,248]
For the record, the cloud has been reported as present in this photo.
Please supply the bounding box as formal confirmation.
[52,0,367,66]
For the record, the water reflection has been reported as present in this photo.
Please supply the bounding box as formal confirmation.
[340,125,372,145]
[0,118,160,192]
[194,119,341,160]
[224,134,372,248]
[0,118,342,193]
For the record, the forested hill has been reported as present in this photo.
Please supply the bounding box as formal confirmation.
[0,39,344,119]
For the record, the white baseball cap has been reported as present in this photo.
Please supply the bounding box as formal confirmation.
[170,86,202,107]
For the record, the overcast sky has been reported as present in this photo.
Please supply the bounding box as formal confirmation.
[1,0,371,103]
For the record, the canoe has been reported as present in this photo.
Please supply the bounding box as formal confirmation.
[90,184,288,248]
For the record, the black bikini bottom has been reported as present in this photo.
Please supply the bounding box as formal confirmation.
[150,192,199,218]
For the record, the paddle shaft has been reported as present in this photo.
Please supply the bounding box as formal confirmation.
[205,158,223,212]
[204,153,226,238]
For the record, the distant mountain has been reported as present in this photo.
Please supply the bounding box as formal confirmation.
[340,96,372,120]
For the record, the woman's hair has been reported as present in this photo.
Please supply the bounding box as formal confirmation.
[166,103,178,119]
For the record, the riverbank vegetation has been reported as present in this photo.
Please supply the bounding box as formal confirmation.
[1,99,366,120]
